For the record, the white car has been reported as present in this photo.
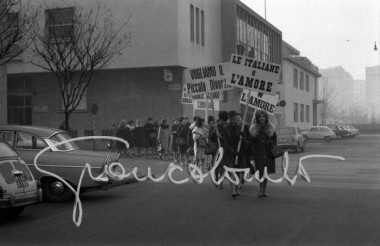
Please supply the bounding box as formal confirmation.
[302,126,337,142]
[0,141,42,217]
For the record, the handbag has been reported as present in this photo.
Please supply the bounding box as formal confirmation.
[157,143,163,154]
[176,137,186,145]
[205,142,218,155]
[271,145,285,158]
[197,138,206,148]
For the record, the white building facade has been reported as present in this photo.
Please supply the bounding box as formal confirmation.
[276,42,321,129]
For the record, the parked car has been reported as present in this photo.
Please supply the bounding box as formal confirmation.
[337,125,354,137]
[346,125,360,136]
[276,126,306,153]
[0,125,125,203]
[302,126,337,142]
[0,141,42,217]
[327,125,350,138]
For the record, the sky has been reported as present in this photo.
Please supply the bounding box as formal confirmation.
[241,0,380,80]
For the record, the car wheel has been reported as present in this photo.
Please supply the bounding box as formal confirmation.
[42,177,75,203]
[303,136,309,142]
[0,206,25,217]
[324,136,332,142]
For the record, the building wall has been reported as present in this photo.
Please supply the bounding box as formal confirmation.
[4,0,284,129]
[0,66,7,124]
[281,61,316,129]
[366,65,380,121]
[9,67,183,132]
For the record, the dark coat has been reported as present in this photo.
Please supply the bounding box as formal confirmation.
[177,123,190,154]
[143,123,156,147]
[133,126,145,148]
[249,123,277,175]
[221,123,250,168]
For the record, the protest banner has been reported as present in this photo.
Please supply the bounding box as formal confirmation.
[239,89,279,115]
[184,63,233,96]
[228,54,281,96]
[181,85,193,104]
[192,100,220,111]
[181,86,224,104]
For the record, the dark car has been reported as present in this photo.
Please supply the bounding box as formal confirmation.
[0,141,42,217]
[327,125,350,138]
[0,125,128,203]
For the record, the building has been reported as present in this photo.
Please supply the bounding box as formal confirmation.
[277,41,322,129]
[2,0,282,135]
[319,66,355,124]
[366,65,380,122]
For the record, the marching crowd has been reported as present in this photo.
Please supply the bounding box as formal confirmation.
[110,109,278,199]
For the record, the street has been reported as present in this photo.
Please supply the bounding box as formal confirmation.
[1,134,380,246]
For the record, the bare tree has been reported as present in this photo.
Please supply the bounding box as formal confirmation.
[319,76,338,125]
[31,1,132,131]
[0,0,39,65]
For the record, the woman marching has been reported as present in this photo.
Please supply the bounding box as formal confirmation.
[192,118,208,168]
[221,110,248,199]
[157,119,171,162]
[249,110,277,198]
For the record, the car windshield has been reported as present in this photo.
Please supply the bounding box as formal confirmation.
[48,133,78,151]
[277,128,295,134]
[0,142,18,157]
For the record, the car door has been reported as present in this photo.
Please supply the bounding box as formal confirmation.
[309,127,319,139]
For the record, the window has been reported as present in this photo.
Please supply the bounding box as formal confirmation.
[300,104,304,122]
[306,105,310,122]
[7,76,32,125]
[0,131,14,146]
[201,10,205,46]
[310,127,319,132]
[293,68,298,88]
[306,74,310,92]
[190,5,194,42]
[46,8,74,41]
[190,5,204,46]
[294,103,298,122]
[3,13,20,56]
[195,8,200,44]
[300,72,304,90]
[16,132,47,150]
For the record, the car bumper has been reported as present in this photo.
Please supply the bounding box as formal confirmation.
[277,143,298,150]
[0,189,42,208]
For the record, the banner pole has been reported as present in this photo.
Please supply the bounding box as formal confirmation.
[210,94,221,148]
[205,93,208,125]
[235,90,251,165]
[251,109,257,125]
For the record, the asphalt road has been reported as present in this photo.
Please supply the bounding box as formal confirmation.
[1,134,380,246]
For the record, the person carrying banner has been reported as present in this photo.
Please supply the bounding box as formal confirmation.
[221,110,247,199]
[236,113,251,189]
[249,110,277,198]
[214,111,228,189]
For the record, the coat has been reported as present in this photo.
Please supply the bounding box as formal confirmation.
[221,123,250,168]
[249,122,277,175]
